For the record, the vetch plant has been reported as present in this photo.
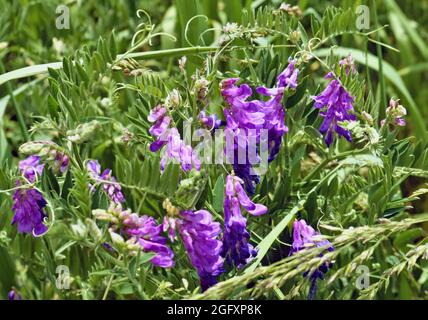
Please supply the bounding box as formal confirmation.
[0,1,428,301]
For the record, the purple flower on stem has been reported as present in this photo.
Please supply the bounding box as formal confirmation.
[123,212,175,268]
[148,106,201,172]
[290,219,334,300]
[277,59,299,89]
[52,152,70,174]
[18,156,44,182]
[97,204,175,268]
[311,72,356,147]
[221,175,267,268]
[87,160,125,204]
[381,98,407,128]
[12,187,48,236]
[178,210,224,291]
[221,59,298,192]
[198,110,223,130]
[148,105,171,152]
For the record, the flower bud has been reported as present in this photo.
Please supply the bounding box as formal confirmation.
[289,30,301,43]
[109,229,125,247]
[178,56,187,71]
[19,141,55,157]
[165,89,180,108]
[194,78,209,101]
[86,218,103,243]
[70,220,88,239]
[67,120,100,143]
[162,198,180,217]
[361,111,374,126]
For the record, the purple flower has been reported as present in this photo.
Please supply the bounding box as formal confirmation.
[381,98,407,128]
[18,156,44,182]
[148,106,201,172]
[8,290,22,300]
[277,59,299,89]
[311,73,356,147]
[148,105,171,152]
[199,110,223,130]
[87,160,125,204]
[222,175,267,268]
[100,170,125,204]
[178,210,224,291]
[290,219,334,300]
[221,60,298,192]
[123,213,175,268]
[12,187,48,236]
[52,152,70,174]
[339,54,357,75]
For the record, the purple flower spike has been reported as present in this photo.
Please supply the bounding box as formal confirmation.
[311,75,356,147]
[18,156,44,182]
[12,187,48,236]
[106,204,174,268]
[124,214,175,268]
[290,219,334,300]
[221,59,298,192]
[178,210,224,291]
[87,160,125,204]
[221,175,267,268]
[148,105,170,152]
[148,106,201,173]
[277,59,299,89]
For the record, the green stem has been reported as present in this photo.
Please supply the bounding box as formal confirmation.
[372,0,387,119]
[0,45,294,86]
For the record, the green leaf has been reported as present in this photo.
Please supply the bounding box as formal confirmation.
[212,175,225,213]
[245,202,303,273]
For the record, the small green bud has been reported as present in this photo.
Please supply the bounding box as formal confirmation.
[85,218,103,243]
[361,111,374,126]
[109,229,125,247]
[19,141,56,157]
[67,120,100,143]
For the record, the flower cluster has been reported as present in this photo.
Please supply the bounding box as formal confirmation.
[178,210,224,291]
[222,175,267,268]
[12,187,47,236]
[148,105,200,172]
[87,160,125,204]
[93,203,174,268]
[311,72,356,147]
[11,151,69,237]
[381,98,407,127]
[290,219,334,299]
[18,141,69,174]
[221,60,298,193]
